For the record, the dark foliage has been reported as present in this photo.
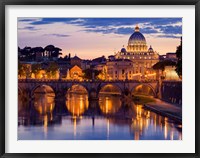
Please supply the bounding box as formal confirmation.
[175,38,182,78]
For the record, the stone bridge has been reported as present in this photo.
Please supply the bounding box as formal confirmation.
[18,79,159,100]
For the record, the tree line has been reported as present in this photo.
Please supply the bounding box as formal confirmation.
[18,62,59,79]
[18,45,63,61]
[153,38,182,79]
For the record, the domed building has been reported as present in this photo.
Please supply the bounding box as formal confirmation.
[127,25,147,52]
[114,25,159,80]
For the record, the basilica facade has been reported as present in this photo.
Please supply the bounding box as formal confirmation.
[112,25,159,80]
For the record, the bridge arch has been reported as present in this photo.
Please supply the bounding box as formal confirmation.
[131,83,157,97]
[98,83,122,97]
[31,84,56,98]
[66,84,89,96]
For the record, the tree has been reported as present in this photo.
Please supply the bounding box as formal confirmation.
[31,47,44,61]
[83,69,100,80]
[97,67,107,80]
[44,45,55,58]
[20,47,32,61]
[18,63,32,79]
[153,60,176,71]
[52,47,62,58]
[175,38,182,78]
[31,63,42,78]
[18,62,25,77]
[46,62,59,78]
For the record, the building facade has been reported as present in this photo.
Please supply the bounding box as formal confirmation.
[114,25,159,80]
[70,55,82,67]
[69,65,83,80]
[106,59,136,80]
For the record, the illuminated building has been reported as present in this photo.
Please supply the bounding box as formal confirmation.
[159,52,178,62]
[69,65,83,80]
[115,25,159,80]
[106,59,136,80]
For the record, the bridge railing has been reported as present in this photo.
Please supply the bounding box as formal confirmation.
[18,78,158,83]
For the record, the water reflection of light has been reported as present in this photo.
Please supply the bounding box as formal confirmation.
[179,133,182,140]
[140,118,143,132]
[159,116,162,131]
[50,103,53,111]
[80,96,83,109]
[50,113,53,121]
[74,117,77,137]
[129,104,183,140]
[131,119,140,140]
[44,114,48,138]
[170,130,174,140]
[154,115,157,132]
[99,95,121,115]
[106,97,109,114]
[134,131,140,140]
[107,119,110,139]
[23,92,183,140]
[34,94,55,115]
[146,111,150,118]
[164,120,168,139]
[136,106,139,116]
[66,93,89,116]
[44,115,48,127]
[146,118,149,129]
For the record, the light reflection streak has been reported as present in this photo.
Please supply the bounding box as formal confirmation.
[19,91,183,140]
[107,119,110,139]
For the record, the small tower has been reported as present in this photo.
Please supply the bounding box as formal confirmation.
[135,24,140,32]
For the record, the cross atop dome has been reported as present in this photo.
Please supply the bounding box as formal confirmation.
[135,24,140,32]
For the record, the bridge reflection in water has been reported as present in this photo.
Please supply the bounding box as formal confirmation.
[18,87,182,140]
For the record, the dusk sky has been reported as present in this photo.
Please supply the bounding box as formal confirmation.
[18,18,182,59]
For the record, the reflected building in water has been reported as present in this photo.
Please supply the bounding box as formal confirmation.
[18,84,182,140]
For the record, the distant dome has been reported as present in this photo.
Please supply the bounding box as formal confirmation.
[148,45,153,52]
[128,25,146,46]
[121,47,126,53]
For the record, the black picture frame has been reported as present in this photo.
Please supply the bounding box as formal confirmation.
[0,0,199,158]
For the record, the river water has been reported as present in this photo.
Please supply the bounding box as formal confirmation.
[18,93,182,140]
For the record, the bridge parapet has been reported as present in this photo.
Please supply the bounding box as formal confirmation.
[18,79,159,99]
[18,79,158,84]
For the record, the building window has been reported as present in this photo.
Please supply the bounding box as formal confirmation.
[122,69,125,74]
[129,71,131,74]
[115,71,117,74]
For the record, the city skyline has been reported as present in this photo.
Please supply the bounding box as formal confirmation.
[18,18,182,59]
